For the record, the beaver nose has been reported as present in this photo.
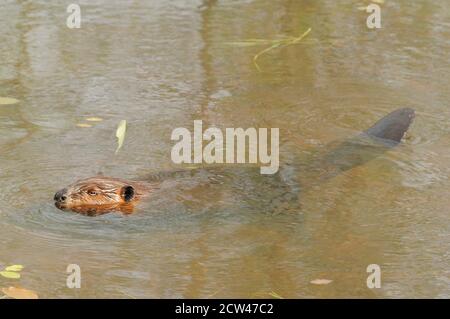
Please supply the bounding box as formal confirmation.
[54,188,68,202]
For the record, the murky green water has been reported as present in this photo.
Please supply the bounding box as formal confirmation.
[0,0,449,298]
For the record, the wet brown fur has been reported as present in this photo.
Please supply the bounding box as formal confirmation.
[54,176,155,215]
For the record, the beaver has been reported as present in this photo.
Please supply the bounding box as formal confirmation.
[54,108,415,215]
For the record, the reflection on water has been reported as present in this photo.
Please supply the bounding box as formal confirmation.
[0,0,449,298]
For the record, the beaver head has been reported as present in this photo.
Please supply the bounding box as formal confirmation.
[54,176,152,215]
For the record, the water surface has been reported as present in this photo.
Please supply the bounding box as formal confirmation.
[0,0,449,298]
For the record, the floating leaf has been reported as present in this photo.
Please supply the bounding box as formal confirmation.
[0,271,21,279]
[0,97,20,105]
[76,123,92,128]
[115,120,127,154]
[2,287,38,299]
[5,265,24,272]
[86,117,103,122]
[310,279,333,285]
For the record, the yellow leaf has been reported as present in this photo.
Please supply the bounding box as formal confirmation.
[0,271,21,279]
[86,117,103,122]
[0,97,20,105]
[2,287,38,299]
[310,279,332,285]
[5,265,24,272]
[76,123,92,128]
[115,120,127,154]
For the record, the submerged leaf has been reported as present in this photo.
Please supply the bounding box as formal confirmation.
[310,279,333,285]
[5,265,24,272]
[86,117,103,122]
[115,120,127,154]
[0,271,21,279]
[2,287,38,299]
[76,123,92,128]
[0,97,20,105]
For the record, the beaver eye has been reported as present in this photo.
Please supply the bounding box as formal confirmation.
[87,190,98,196]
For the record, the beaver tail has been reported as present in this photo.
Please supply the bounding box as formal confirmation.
[364,108,415,143]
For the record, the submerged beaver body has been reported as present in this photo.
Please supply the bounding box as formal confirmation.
[54,108,415,215]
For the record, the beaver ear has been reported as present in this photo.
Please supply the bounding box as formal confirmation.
[121,185,135,202]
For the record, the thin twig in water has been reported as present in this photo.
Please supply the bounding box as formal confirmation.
[253,28,312,72]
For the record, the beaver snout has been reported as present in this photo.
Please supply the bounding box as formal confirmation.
[54,188,68,203]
